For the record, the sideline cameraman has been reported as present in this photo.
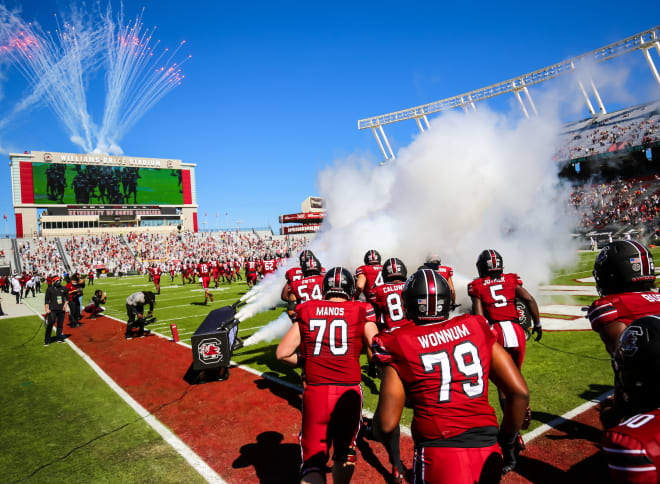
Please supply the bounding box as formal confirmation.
[125,291,156,339]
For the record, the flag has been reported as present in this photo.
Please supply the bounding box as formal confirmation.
[205,212,207,217]
[3,213,6,220]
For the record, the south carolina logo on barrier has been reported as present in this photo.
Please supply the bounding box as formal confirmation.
[198,338,223,364]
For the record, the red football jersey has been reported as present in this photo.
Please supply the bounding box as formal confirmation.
[368,282,413,330]
[245,260,257,273]
[436,265,454,280]
[355,264,383,297]
[262,259,277,275]
[372,314,498,442]
[198,262,211,277]
[467,273,522,323]
[150,266,161,277]
[285,267,304,284]
[588,292,660,332]
[296,300,376,386]
[290,275,324,303]
[603,409,660,483]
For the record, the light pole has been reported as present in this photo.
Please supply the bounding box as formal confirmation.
[236,220,242,233]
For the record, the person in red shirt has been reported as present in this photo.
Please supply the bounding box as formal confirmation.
[372,269,529,481]
[602,316,660,483]
[87,269,95,286]
[245,257,259,288]
[468,249,540,444]
[420,254,456,304]
[149,264,161,295]
[234,259,243,281]
[211,259,220,287]
[355,249,383,300]
[368,257,413,331]
[287,255,324,320]
[467,250,541,368]
[277,267,379,484]
[197,258,214,304]
[261,255,278,277]
[365,256,410,482]
[588,240,658,355]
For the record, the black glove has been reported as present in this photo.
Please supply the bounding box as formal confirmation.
[498,431,517,475]
[532,324,542,342]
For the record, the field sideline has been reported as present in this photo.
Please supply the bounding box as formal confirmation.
[3,249,657,482]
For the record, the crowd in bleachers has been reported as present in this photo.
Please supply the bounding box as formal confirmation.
[570,176,660,234]
[557,102,660,161]
[19,238,63,275]
[126,231,311,271]
[63,235,139,276]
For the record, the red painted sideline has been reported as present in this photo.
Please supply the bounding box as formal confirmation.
[504,406,609,483]
[68,316,413,482]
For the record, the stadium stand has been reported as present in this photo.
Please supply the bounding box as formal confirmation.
[556,101,660,161]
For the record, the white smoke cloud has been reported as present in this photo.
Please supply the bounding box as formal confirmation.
[239,107,580,345]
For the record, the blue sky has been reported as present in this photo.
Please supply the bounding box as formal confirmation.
[1,0,659,234]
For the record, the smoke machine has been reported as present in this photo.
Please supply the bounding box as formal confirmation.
[191,304,242,372]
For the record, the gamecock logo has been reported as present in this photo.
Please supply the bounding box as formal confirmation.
[198,338,223,364]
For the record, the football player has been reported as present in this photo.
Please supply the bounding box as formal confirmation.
[287,255,324,320]
[355,249,384,300]
[368,257,413,331]
[149,263,161,295]
[602,315,660,483]
[276,267,379,484]
[468,249,540,437]
[282,250,324,302]
[420,254,456,304]
[197,257,214,304]
[588,240,658,355]
[245,256,258,288]
[372,269,530,481]
[365,256,409,481]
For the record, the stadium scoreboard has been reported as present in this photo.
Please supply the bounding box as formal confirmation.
[9,151,199,237]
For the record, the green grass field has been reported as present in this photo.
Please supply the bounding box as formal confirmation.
[5,249,658,482]
[0,315,206,484]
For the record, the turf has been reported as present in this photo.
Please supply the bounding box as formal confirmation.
[0,315,206,484]
[86,271,615,433]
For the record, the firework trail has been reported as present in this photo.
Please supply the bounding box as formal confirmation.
[0,2,188,154]
[96,4,190,154]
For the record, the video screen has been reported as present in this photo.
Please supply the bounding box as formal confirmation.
[32,163,184,205]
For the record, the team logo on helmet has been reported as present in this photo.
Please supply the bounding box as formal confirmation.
[198,338,223,365]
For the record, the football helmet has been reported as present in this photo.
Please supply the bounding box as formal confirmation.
[476,250,504,278]
[382,257,407,283]
[323,267,355,299]
[301,255,322,277]
[613,315,660,415]
[402,269,452,323]
[593,240,656,296]
[364,249,382,265]
[299,249,315,265]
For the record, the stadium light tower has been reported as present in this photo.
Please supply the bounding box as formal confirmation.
[359,25,660,162]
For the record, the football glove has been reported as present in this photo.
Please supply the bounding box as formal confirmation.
[532,324,542,341]
[498,431,517,475]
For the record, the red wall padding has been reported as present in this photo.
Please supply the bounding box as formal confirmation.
[20,162,34,204]
[15,213,23,238]
[182,170,192,205]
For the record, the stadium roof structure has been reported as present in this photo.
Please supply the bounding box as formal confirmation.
[359,25,660,161]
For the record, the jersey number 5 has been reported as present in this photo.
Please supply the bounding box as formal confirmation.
[489,284,508,308]
[420,341,484,402]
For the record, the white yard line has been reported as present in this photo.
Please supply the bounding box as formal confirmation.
[523,390,613,444]
[24,306,226,484]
